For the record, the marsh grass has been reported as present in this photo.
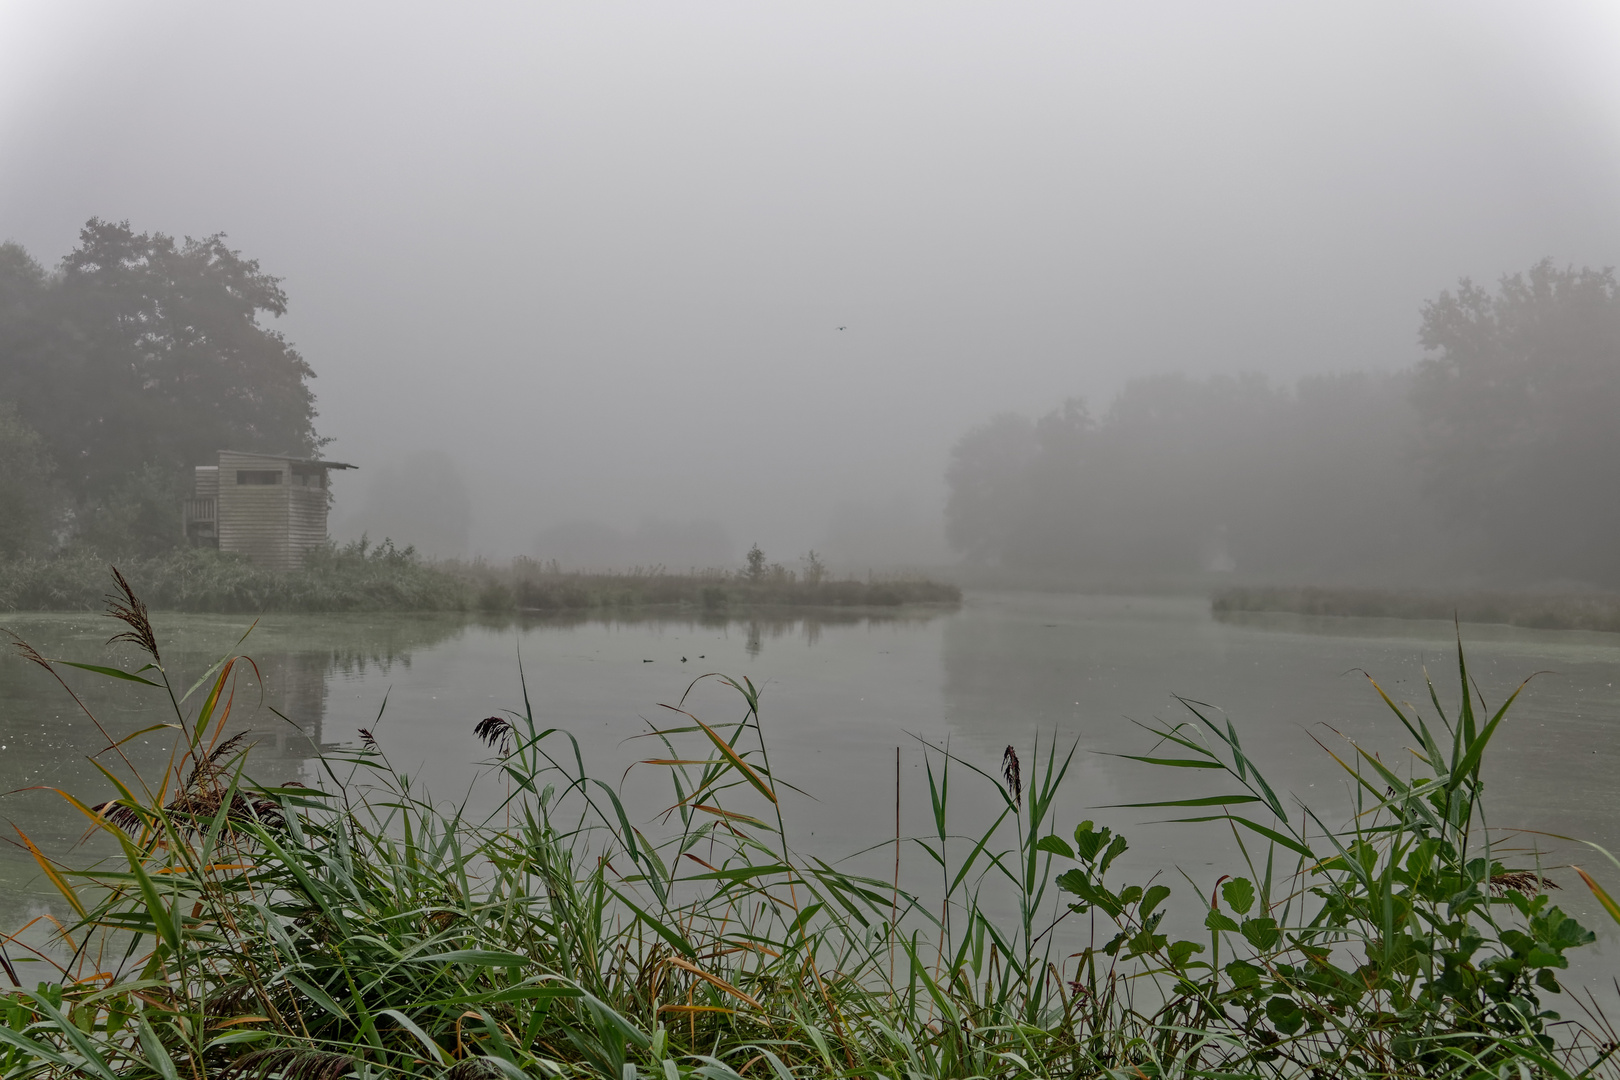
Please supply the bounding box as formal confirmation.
[0,547,959,616]
[1213,586,1620,634]
[1,573,1616,1079]
[0,541,465,614]
[458,559,961,614]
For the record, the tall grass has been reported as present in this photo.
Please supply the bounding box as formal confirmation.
[2,573,1615,1079]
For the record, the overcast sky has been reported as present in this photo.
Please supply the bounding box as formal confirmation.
[3,2,1618,561]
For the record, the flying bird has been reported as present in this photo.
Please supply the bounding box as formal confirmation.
[837,326,846,330]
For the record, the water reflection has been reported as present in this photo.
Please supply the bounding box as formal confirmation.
[473,607,951,659]
[3,597,1618,987]
[0,611,473,924]
[0,605,952,828]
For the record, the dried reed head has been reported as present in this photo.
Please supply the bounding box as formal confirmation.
[1002,745,1022,807]
[475,715,517,757]
[4,632,53,674]
[224,1048,356,1080]
[1490,871,1560,896]
[93,731,285,833]
[104,566,160,663]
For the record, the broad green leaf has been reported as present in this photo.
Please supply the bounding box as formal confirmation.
[1172,815,1315,859]
[116,834,179,951]
[408,950,530,966]
[679,863,794,883]
[1141,884,1172,919]
[1240,917,1280,950]
[1222,877,1255,915]
[1103,794,1262,809]
[284,974,350,1021]
[378,1009,447,1065]
[608,884,696,957]
[1035,834,1074,859]
[137,1019,180,1080]
[47,660,163,687]
[1105,753,1223,769]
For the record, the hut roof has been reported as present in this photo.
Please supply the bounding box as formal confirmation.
[219,451,358,470]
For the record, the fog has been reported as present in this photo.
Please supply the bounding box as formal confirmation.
[3,2,1619,570]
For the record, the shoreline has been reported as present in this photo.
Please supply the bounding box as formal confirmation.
[0,548,962,615]
[1212,584,1620,634]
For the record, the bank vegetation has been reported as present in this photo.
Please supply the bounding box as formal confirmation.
[1213,586,1620,634]
[0,545,959,615]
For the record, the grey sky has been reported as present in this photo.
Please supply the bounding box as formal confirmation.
[3,2,1618,561]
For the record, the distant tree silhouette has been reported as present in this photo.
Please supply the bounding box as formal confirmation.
[1412,259,1620,582]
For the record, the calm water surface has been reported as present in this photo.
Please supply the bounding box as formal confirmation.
[3,592,1618,984]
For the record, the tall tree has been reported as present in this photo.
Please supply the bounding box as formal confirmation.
[943,373,1442,581]
[1412,259,1620,583]
[0,219,321,504]
[944,412,1040,564]
[0,400,58,557]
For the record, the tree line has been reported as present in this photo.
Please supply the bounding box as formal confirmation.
[0,219,321,557]
[945,260,1620,587]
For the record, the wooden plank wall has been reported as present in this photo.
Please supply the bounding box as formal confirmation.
[217,451,292,569]
[215,452,334,571]
[288,479,329,563]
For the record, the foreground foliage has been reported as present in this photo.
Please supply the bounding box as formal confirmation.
[2,576,1617,1078]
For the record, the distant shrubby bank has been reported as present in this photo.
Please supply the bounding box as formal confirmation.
[946,260,1620,588]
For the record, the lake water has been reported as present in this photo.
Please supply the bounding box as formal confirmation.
[3,592,1619,987]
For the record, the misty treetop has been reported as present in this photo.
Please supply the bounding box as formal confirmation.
[947,259,1620,587]
[0,219,322,554]
[947,372,1438,581]
[1413,259,1620,582]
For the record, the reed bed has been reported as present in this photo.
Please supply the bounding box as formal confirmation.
[455,559,960,614]
[0,548,959,615]
[2,572,1618,1079]
[0,543,465,614]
